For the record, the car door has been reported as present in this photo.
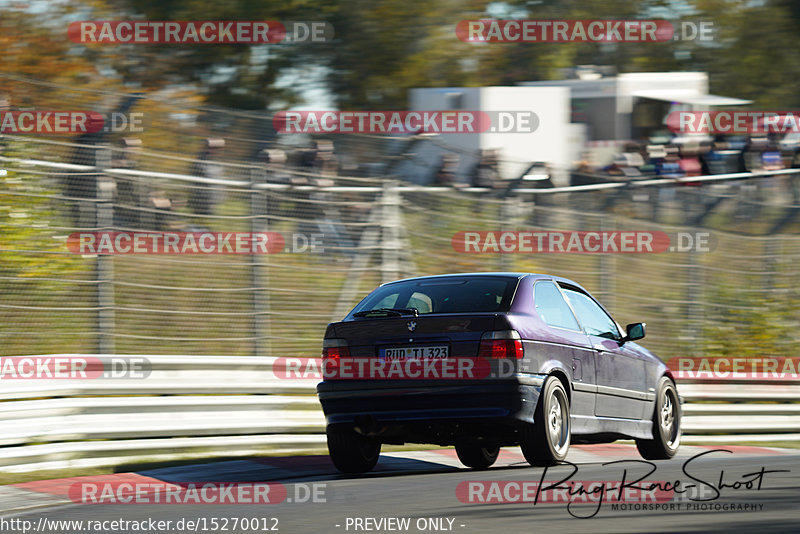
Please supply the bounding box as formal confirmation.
[559,285,649,420]
[530,280,596,426]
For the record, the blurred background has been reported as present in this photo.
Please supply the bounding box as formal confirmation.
[2,0,799,364]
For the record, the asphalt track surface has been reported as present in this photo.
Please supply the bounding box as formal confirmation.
[3,445,799,534]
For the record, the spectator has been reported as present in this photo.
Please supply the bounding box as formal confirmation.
[112,137,143,229]
[188,138,225,216]
[657,145,684,178]
[313,140,338,176]
[431,153,458,186]
[471,149,499,188]
[741,135,767,172]
[677,142,703,177]
[762,138,783,171]
[258,148,291,185]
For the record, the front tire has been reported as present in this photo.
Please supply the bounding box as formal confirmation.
[636,377,681,460]
[455,442,500,469]
[520,377,571,466]
[326,425,381,473]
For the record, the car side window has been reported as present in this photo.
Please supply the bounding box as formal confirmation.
[533,281,580,331]
[561,287,621,340]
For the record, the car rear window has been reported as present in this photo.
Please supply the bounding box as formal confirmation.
[351,276,519,316]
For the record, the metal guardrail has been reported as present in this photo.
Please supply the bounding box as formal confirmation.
[0,355,797,472]
[3,155,799,193]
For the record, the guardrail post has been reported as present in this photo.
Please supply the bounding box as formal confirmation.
[380,180,401,284]
[96,146,115,354]
[250,167,272,356]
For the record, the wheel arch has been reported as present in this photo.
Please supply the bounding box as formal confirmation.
[547,368,572,404]
[663,369,676,384]
[646,373,681,438]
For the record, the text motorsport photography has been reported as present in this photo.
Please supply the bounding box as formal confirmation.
[456,449,787,519]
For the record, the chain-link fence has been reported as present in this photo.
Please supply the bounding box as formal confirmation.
[3,132,800,364]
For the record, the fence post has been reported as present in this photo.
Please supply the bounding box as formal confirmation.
[763,237,777,292]
[95,146,115,354]
[499,195,523,271]
[686,249,703,356]
[250,167,272,357]
[599,217,616,311]
[380,180,401,283]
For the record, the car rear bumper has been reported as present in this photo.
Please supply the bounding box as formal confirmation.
[316,378,543,428]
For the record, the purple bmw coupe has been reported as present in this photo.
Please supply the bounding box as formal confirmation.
[317,273,681,473]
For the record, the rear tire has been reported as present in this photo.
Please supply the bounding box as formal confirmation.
[455,442,500,469]
[636,377,681,460]
[326,425,381,473]
[520,377,571,466]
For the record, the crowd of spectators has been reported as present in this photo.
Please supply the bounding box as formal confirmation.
[574,133,800,185]
[61,126,800,231]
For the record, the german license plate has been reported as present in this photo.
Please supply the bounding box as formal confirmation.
[380,345,449,360]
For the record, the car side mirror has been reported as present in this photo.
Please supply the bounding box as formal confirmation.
[623,322,645,342]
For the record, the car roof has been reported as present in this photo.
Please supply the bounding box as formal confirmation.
[381,272,585,290]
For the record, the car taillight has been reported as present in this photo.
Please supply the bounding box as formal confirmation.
[479,330,524,359]
[322,338,350,360]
